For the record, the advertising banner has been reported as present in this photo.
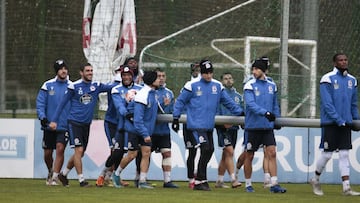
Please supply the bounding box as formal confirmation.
[0,119,34,178]
[2,119,360,184]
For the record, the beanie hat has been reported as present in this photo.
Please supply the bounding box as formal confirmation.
[252,59,268,72]
[143,70,158,85]
[120,65,134,77]
[258,56,270,68]
[199,59,213,74]
[54,59,68,73]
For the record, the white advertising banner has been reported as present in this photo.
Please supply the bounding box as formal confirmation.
[0,119,34,178]
[2,118,359,184]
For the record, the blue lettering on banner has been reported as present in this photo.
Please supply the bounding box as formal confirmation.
[31,121,360,184]
[0,135,26,159]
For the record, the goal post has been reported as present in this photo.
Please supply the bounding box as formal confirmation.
[211,36,317,118]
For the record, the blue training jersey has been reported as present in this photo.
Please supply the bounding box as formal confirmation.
[153,85,174,135]
[52,79,113,124]
[36,76,72,131]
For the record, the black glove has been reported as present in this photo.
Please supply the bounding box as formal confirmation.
[125,113,134,122]
[265,112,276,122]
[40,118,49,128]
[343,123,360,131]
[274,124,282,130]
[172,119,179,132]
[351,124,360,132]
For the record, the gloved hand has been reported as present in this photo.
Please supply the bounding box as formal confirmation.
[172,119,179,132]
[40,118,49,128]
[274,124,282,130]
[265,112,276,122]
[215,124,225,130]
[125,113,134,122]
[351,124,360,132]
[340,123,359,131]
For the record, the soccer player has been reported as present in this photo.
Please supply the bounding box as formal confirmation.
[182,62,201,188]
[95,65,129,187]
[152,68,178,188]
[242,59,286,193]
[215,72,243,189]
[235,56,278,188]
[49,63,114,187]
[133,70,160,189]
[310,53,360,196]
[172,59,244,191]
[110,65,143,188]
[36,59,71,185]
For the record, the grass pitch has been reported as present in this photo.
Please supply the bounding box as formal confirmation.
[0,178,359,203]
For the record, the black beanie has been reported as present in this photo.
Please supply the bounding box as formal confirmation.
[252,59,268,72]
[143,70,157,85]
[199,59,213,74]
[54,59,68,73]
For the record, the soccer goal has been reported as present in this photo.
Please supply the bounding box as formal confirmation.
[211,36,317,118]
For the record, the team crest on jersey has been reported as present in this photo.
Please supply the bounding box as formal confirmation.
[333,80,339,89]
[254,87,260,96]
[49,86,55,95]
[196,86,202,96]
[80,93,92,104]
[90,85,96,91]
[212,85,218,94]
[348,80,353,89]
[268,86,274,94]
[120,90,126,99]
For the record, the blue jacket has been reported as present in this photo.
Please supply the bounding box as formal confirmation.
[52,79,113,124]
[173,78,243,130]
[134,85,158,138]
[243,77,280,130]
[104,81,121,125]
[320,68,359,126]
[36,76,72,131]
[111,82,142,131]
[153,85,174,135]
[217,87,243,130]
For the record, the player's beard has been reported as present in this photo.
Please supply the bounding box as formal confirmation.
[83,74,93,82]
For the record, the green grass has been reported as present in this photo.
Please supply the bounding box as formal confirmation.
[0,179,359,203]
